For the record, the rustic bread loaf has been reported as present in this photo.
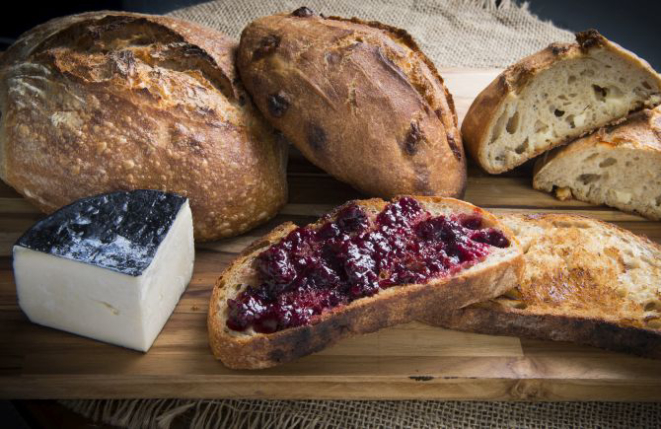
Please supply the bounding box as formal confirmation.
[236,8,465,198]
[533,107,661,220]
[463,30,661,174]
[0,11,288,241]
[208,196,522,369]
[422,214,661,359]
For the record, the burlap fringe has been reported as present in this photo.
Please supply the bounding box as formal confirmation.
[61,399,338,429]
[60,399,661,428]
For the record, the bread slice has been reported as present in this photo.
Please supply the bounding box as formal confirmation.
[422,213,661,359]
[208,197,523,369]
[533,107,661,220]
[463,30,661,174]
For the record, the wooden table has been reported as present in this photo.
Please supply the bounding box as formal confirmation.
[1,68,660,401]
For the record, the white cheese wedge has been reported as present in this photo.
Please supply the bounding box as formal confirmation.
[13,190,195,352]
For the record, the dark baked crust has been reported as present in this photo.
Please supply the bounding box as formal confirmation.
[236,10,465,199]
[0,11,288,241]
[431,305,661,359]
[208,197,523,369]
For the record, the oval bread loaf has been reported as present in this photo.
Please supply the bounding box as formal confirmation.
[533,107,661,220]
[463,30,661,174]
[0,11,288,241]
[237,8,465,198]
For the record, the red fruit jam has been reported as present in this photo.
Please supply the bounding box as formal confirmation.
[226,197,510,333]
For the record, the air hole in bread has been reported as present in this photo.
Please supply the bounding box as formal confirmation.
[497,298,527,310]
[565,114,576,128]
[567,75,576,84]
[490,110,509,143]
[558,95,567,101]
[618,77,626,84]
[646,318,661,330]
[551,220,591,229]
[554,109,565,117]
[577,173,601,185]
[233,283,242,292]
[581,68,596,77]
[644,301,661,312]
[585,153,599,162]
[502,288,523,300]
[599,157,617,168]
[626,161,632,167]
[515,138,529,154]
[592,85,608,101]
[642,81,652,90]
[506,111,520,134]
[534,120,548,133]
[655,195,661,206]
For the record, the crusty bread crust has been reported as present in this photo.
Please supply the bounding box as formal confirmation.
[423,213,661,359]
[533,107,661,220]
[433,304,661,359]
[463,30,661,174]
[0,11,288,241]
[237,11,465,198]
[208,197,523,369]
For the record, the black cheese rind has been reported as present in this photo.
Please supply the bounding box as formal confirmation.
[16,190,187,276]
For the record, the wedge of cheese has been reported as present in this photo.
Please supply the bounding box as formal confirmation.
[13,190,194,351]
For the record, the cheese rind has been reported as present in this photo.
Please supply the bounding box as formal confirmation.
[13,190,195,351]
[15,190,187,276]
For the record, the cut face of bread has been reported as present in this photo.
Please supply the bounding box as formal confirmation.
[534,108,661,220]
[422,214,661,359]
[463,30,661,174]
[208,197,523,369]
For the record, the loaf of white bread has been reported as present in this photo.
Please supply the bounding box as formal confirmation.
[462,30,661,220]
[0,11,288,241]
[463,30,661,174]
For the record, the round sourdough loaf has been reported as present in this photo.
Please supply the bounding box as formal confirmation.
[237,8,465,198]
[0,11,288,241]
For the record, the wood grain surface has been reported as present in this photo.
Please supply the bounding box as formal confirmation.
[1,68,660,401]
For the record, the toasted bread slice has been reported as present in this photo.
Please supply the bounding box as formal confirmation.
[422,214,661,359]
[208,197,523,369]
[533,107,661,220]
[463,30,661,174]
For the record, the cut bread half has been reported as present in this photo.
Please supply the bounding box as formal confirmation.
[422,214,661,359]
[463,30,661,174]
[533,107,661,220]
[208,197,523,369]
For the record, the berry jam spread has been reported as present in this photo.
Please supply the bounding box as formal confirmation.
[226,197,510,334]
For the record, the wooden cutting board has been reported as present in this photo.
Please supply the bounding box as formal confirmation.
[1,68,660,401]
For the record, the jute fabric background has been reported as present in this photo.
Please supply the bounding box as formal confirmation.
[60,1,659,427]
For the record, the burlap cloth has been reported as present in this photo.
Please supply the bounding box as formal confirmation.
[59,1,660,428]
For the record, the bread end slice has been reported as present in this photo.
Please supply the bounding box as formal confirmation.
[533,107,661,220]
[208,197,523,369]
[463,30,661,174]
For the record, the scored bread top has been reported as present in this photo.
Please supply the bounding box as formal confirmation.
[479,214,661,331]
[462,30,661,174]
[0,11,288,241]
[208,197,523,369]
[237,9,465,198]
